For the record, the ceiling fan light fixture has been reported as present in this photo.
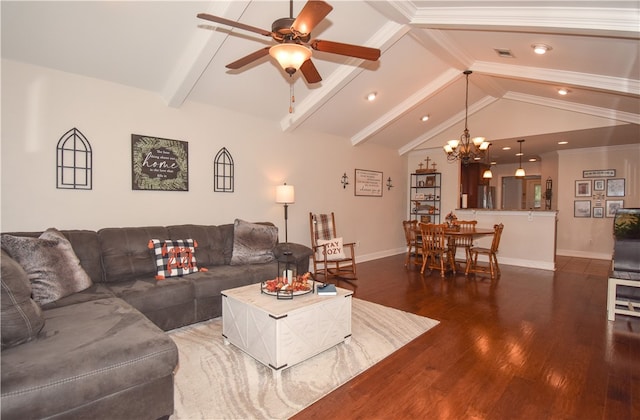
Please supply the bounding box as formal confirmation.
[269,43,311,75]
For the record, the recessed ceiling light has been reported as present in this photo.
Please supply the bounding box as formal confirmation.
[532,44,552,55]
[558,141,569,145]
[421,115,429,122]
[516,152,523,156]
[529,158,537,162]
[502,146,511,150]
[490,161,497,165]
[558,88,569,95]
[366,92,377,101]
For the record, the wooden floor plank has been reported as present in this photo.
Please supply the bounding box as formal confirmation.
[291,255,640,419]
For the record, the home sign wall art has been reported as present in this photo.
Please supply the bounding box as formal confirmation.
[131,134,189,191]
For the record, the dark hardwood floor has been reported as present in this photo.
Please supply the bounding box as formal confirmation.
[292,255,640,419]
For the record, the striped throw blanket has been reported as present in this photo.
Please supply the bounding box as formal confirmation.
[314,214,334,240]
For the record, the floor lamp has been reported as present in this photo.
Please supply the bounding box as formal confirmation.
[276,183,295,251]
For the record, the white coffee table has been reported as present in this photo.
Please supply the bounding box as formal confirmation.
[221,283,353,376]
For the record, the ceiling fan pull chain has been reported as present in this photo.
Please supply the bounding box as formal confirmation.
[289,82,295,114]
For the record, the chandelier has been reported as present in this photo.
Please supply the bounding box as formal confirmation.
[443,70,490,165]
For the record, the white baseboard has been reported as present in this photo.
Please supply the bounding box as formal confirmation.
[556,249,611,260]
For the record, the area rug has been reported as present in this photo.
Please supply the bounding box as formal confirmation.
[168,298,439,419]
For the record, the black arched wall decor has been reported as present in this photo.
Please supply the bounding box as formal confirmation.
[56,127,92,190]
[214,147,234,192]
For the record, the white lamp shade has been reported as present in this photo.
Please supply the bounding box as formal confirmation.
[276,184,295,203]
[482,168,493,179]
[447,139,460,149]
[472,137,486,146]
[269,44,311,72]
[443,144,453,153]
[515,167,526,177]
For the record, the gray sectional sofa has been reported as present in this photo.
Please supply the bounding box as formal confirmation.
[1,221,312,420]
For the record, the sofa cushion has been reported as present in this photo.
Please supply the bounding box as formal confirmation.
[168,224,225,266]
[0,297,178,419]
[149,238,199,279]
[0,250,45,350]
[230,219,277,265]
[98,226,169,282]
[1,228,93,305]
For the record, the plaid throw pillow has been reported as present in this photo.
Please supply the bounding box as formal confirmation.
[148,239,199,280]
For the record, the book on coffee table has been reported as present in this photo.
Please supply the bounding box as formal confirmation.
[317,283,337,296]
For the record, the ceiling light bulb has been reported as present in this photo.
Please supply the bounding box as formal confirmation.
[532,44,551,55]
[502,146,511,150]
[558,141,569,145]
[558,88,568,95]
[421,115,429,122]
[367,92,377,101]
[529,158,537,162]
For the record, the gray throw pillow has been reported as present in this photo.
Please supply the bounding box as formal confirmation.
[1,228,93,305]
[1,250,45,349]
[230,219,277,265]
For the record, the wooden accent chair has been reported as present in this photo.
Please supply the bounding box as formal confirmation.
[465,223,504,279]
[309,212,357,280]
[449,219,477,265]
[402,220,423,267]
[420,223,456,277]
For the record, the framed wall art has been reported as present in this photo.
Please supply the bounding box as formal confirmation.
[583,169,615,178]
[606,200,624,217]
[593,179,605,191]
[593,207,604,218]
[575,180,591,197]
[132,134,189,191]
[354,169,383,197]
[606,178,625,197]
[574,200,591,218]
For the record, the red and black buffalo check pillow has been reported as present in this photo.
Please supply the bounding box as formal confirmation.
[148,239,199,280]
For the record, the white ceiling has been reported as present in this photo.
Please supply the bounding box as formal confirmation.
[2,1,639,164]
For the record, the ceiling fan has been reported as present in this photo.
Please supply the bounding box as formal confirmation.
[197,0,380,83]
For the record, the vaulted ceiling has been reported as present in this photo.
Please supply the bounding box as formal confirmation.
[2,1,639,164]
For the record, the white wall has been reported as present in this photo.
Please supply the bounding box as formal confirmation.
[1,60,408,261]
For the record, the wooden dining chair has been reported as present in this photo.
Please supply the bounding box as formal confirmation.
[420,223,456,277]
[402,220,422,267]
[449,219,477,265]
[465,223,504,279]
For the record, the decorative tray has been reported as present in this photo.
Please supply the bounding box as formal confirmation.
[260,273,315,300]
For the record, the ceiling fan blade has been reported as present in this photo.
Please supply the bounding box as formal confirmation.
[292,1,333,35]
[310,39,380,61]
[300,59,322,83]
[197,13,272,37]
[226,47,271,70]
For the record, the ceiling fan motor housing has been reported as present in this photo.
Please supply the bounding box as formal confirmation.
[272,17,310,42]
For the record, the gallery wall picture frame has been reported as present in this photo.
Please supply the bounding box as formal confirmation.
[606,178,625,197]
[354,169,383,197]
[131,134,189,191]
[574,200,591,218]
[593,207,604,218]
[575,180,591,197]
[583,169,615,178]
[606,200,624,217]
[593,179,605,191]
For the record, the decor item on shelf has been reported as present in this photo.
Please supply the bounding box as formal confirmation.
[515,139,526,178]
[386,177,394,190]
[341,172,349,189]
[276,183,295,247]
[417,156,437,173]
[443,70,490,165]
[196,0,380,84]
[482,143,493,179]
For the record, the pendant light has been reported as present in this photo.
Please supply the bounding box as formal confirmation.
[515,139,526,178]
[443,70,490,165]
